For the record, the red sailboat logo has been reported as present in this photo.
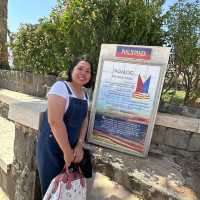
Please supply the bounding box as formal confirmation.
[133,74,151,99]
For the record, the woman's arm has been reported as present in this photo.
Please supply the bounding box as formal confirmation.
[79,112,89,145]
[73,113,89,163]
[48,95,74,166]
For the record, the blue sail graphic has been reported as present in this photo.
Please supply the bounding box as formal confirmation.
[142,76,151,93]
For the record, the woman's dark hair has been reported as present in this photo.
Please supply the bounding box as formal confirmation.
[66,55,93,88]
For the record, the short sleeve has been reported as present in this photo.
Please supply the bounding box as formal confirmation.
[48,81,69,100]
[47,81,69,111]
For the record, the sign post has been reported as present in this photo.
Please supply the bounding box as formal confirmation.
[87,44,171,157]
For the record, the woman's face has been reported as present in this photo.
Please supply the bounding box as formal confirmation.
[71,60,91,86]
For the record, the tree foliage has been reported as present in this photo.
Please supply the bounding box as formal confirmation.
[10,0,200,106]
[11,20,67,74]
[58,0,165,72]
[11,0,165,74]
[163,0,200,105]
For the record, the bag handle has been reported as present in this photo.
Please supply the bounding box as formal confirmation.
[63,165,85,189]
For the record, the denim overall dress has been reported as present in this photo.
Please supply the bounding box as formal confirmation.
[36,82,88,195]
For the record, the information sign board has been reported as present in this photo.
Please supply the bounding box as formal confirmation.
[87,44,171,157]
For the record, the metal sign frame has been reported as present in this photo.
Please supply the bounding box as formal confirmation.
[87,44,171,157]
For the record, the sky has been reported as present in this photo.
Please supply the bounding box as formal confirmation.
[8,0,177,33]
[8,0,57,33]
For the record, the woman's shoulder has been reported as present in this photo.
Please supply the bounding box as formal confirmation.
[52,80,67,87]
[47,81,69,99]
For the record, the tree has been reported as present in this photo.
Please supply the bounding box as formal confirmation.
[164,0,200,105]
[58,0,166,72]
[11,0,166,75]
[11,21,67,75]
[0,0,9,69]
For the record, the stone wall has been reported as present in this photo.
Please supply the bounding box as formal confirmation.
[151,125,200,157]
[159,102,200,119]
[1,70,199,117]
[0,121,40,200]
[151,112,200,157]
[0,101,8,118]
[0,70,57,97]
[12,124,38,200]
[0,89,200,199]
[1,71,200,199]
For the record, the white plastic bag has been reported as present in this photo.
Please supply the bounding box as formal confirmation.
[43,168,86,200]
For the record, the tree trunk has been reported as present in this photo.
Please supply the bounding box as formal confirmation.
[0,0,9,69]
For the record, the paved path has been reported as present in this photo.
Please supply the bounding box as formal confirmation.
[0,116,15,173]
[0,187,9,200]
[87,172,143,200]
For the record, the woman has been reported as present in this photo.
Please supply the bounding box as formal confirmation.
[36,55,93,196]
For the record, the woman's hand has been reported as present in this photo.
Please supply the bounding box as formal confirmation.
[73,143,84,163]
[64,148,74,167]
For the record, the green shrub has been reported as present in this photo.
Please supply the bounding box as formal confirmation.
[11,0,165,75]
[11,20,68,75]
[59,0,165,73]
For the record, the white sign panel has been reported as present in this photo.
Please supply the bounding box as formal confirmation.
[88,44,170,157]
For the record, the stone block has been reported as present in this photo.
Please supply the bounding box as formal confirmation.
[187,134,200,151]
[159,102,200,119]
[164,128,190,150]
[13,164,36,200]
[152,125,166,145]
[9,101,47,130]
[12,124,38,200]
[0,167,16,200]
[0,101,9,118]
[156,112,199,133]
[14,124,37,165]
[198,120,200,134]
[0,70,57,98]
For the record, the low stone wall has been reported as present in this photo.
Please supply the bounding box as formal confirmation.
[0,70,57,97]
[151,112,200,157]
[0,122,41,200]
[1,69,199,118]
[0,101,8,118]
[151,125,200,156]
[11,124,38,200]
[159,102,200,119]
[0,89,200,199]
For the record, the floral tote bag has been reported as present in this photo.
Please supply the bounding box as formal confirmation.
[43,167,86,200]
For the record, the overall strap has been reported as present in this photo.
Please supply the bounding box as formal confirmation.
[62,81,72,95]
[84,91,88,100]
[63,81,88,100]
